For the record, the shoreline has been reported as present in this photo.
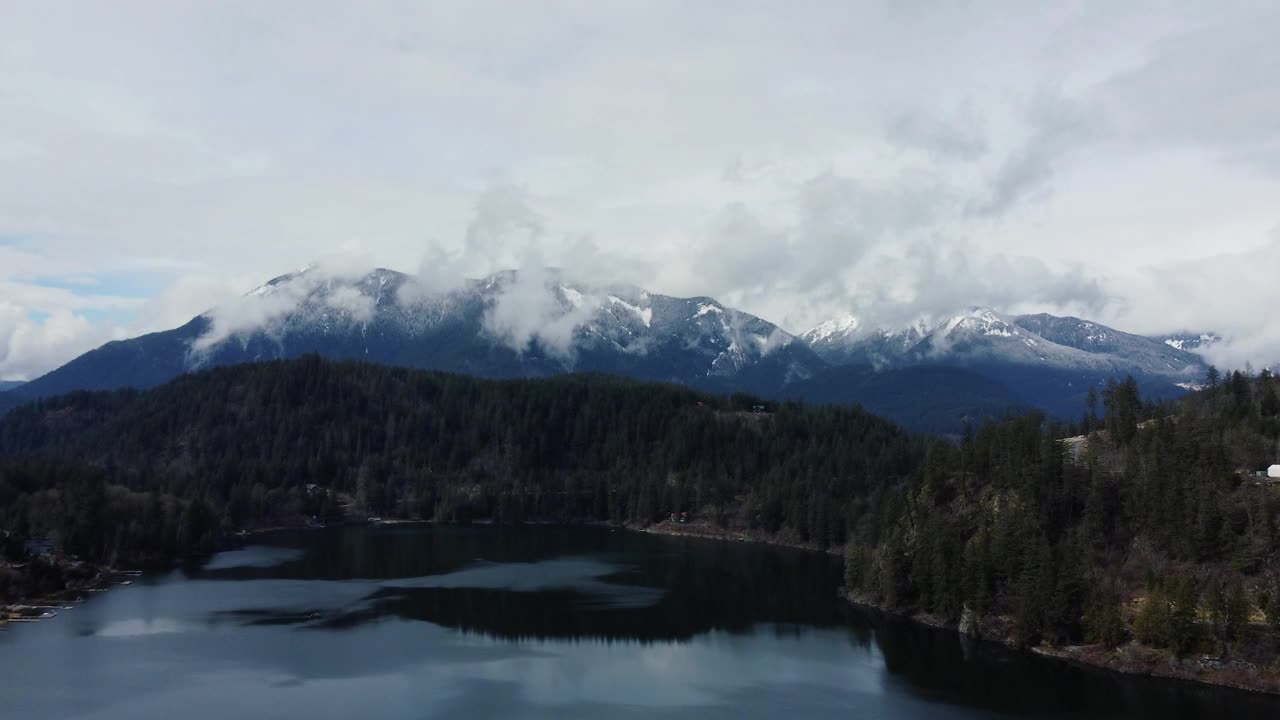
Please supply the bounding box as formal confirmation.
[625,518,842,556]
[628,519,1280,697]
[841,591,1280,697]
[1,567,140,629]
[8,519,1278,696]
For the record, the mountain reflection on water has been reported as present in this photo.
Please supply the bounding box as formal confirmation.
[1,525,1278,720]
[198,526,847,642]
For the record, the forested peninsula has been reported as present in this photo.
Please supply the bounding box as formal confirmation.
[1,356,1278,693]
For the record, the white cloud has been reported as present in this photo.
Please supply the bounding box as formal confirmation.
[397,185,545,303]
[2,1,1280,377]
[0,301,123,380]
[191,252,376,353]
[325,286,376,325]
[482,249,600,359]
[1100,233,1280,371]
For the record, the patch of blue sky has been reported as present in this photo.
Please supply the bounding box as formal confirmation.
[78,307,138,325]
[29,269,174,298]
[22,307,137,326]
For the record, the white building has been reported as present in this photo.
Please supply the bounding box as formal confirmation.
[1270,464,1280,479]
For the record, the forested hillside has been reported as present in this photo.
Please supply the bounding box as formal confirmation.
[4,355,1280,682]
[0,355,918,574]
[845,369,1280,678]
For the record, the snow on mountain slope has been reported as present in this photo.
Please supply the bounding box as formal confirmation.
[1013,314,1205,376]
[803,308,1208,380]
[798,307,1211,420]
[801,314,929,368]
[803,315,860,344]
[8,267,825,407]
[2,265,1229,430]
[1157,332,1220,353]
[910,307,1115,369]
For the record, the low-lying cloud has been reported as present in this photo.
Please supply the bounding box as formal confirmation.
[687,160,1107,338]
[191,254,377,354]
[482,251,599,359]
[397,186,545,304]
[0,302,118,380]
[5,4,1280,379]
[1102,234,1280,372]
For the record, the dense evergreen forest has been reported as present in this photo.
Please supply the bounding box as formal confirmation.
[0,355,917,580]
[2,355,1279,675]
[845,368,1280,671]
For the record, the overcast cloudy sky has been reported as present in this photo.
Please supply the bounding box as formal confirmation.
[3,1,1279,379]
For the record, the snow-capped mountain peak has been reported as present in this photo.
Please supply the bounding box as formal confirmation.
[801,306,1209,385]
[803,314,860,343]
[178,267,827,391]
[937,307,1020,338]
[1,265,1238,432]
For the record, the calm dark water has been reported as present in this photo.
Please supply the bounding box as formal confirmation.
[2,526,1277,719]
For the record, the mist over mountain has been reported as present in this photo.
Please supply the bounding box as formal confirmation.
[1157,332,1222,353]
[0,265,1226,430]
[0,266,821,408]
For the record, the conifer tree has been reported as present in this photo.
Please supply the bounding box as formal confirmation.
[1135,584,1171,648]
[1268,588,1280,645]
[1225,580,1250,652]
[1085,588,1126,649]
[1169,577,1202,657]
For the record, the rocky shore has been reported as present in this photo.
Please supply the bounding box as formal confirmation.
[632,519,1280,697]
[843,590,1280,696]
[1,564,140,629]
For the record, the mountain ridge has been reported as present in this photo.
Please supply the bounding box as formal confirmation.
[0,267,825,412]
[0,266,1223,429]
[799,306,1210,417]
[801,306,1207,376]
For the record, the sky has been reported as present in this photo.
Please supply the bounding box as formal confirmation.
[3,1,1280,380]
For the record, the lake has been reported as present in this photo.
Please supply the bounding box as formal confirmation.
[1,525,1277,719]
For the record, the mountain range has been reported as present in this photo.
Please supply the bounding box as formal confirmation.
[0,266,1216,431]
[800,307,1210,417]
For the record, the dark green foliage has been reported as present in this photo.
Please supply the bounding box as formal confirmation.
[0,458,214,579]
[1225,580,1250,651]
[1135,584,1171,648]
[0,356,919,582]
[1168,576,1203,657]
[1013,535,1052,647]
[843,543,871,593]
[1268,584,1280,644]
[1260,369,1279,418]
[1103,375,1141,447]
[1084,589,1127,649]
[3,354,1279,673]
[847,368,1279,666]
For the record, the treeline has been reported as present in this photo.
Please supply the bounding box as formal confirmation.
[5,354,1280,667]
[845,367,1280,664]
[0,355,918,574]
[0,456,224,602]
